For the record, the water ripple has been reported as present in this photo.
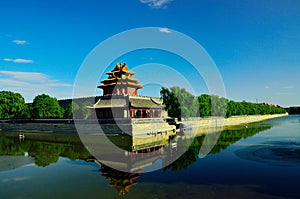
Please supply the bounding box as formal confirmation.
[235,141,300,166]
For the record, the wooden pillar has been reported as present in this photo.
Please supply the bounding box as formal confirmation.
[130,109,133,118]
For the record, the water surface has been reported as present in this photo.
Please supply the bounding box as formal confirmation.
[1,115,299,199]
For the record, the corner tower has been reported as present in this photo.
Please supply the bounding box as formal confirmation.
[98,62,143,95]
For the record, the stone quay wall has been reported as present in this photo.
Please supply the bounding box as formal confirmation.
[0,113,287,135]
[182,113,288,128]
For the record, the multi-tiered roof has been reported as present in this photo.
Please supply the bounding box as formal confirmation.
[99,62,143,95]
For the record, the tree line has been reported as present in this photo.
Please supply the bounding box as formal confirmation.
[0,91,92,119]
[0,87,287,120]
[160,86,286,120]
[287,106,300,115]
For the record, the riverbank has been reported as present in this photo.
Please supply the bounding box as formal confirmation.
[0,113,288,135]
[179,113,288,136]
[182,113,288,128]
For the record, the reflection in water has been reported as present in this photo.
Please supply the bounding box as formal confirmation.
[99,164,140,196]
[164,124,272,171]
[0,155,34,171]
[235,141,300,166]
[0,133,92,167]
[0,123,272,196]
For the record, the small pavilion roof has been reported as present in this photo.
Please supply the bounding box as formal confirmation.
[129,96,163,108]
[93,97,127,108]
[91,95,164,109]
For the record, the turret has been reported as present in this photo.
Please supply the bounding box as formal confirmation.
[98,62,143,95]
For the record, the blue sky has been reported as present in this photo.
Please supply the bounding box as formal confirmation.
[0,0,299,107]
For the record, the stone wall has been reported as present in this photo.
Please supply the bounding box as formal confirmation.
[182,113,288,128]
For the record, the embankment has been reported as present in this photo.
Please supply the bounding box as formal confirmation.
[0,113,288,135]
[182,113,288,128]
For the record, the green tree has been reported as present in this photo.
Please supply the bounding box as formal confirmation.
[160,87,181,119]
[210,95,227,117]
[160,87,198,120]
[63,102,73,119]
[69,101,93,119]
[161,86,286,119]
[32,94,64,119]
[73,102,84,119]
[198,94,211,117]
[81,101,92,119]
[0,91,29,119]
[63,102,82,119]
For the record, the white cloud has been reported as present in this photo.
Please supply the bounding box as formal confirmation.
[3,58,12,62]
[265,86,271,89]
[13,58,34,63]
[140,0,173,9]
[159,27,172,33]
[0,71,49,82]
[0,71,72,86]
[0,70,72,102]
[12,40,28,45]
[280,85,293,89]
[3,58,34,63]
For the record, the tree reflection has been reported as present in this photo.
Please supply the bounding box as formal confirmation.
[1,124,271,169]
[0,134,92,167]
[165,124,272,171]
[0,123,274,196]
[28,143,64,167]
[0,136,30,156]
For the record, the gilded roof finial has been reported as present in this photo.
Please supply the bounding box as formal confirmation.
[115,62,122,70]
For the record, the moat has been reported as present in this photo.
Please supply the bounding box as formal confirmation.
[1,115,300,199]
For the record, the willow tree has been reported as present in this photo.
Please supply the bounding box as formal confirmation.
[160,87,198,120]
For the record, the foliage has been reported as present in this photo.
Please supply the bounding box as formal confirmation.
[29,143,64,167]
[160,87,181,119]
[288,107,300,114]
[31,94,64,119]
[0,91,29,119]
[0,135,92,166]
[226,100,286,117]
[164,137,202,171]
[160,87,286,119]
[197,94,211,117]
[63,102,73,119]
[165,124,272,171]
[0,136,30,155]
[160,87,198,120]
[81,101,92,119]
[63,102,82,119]
[64,101,93,119]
